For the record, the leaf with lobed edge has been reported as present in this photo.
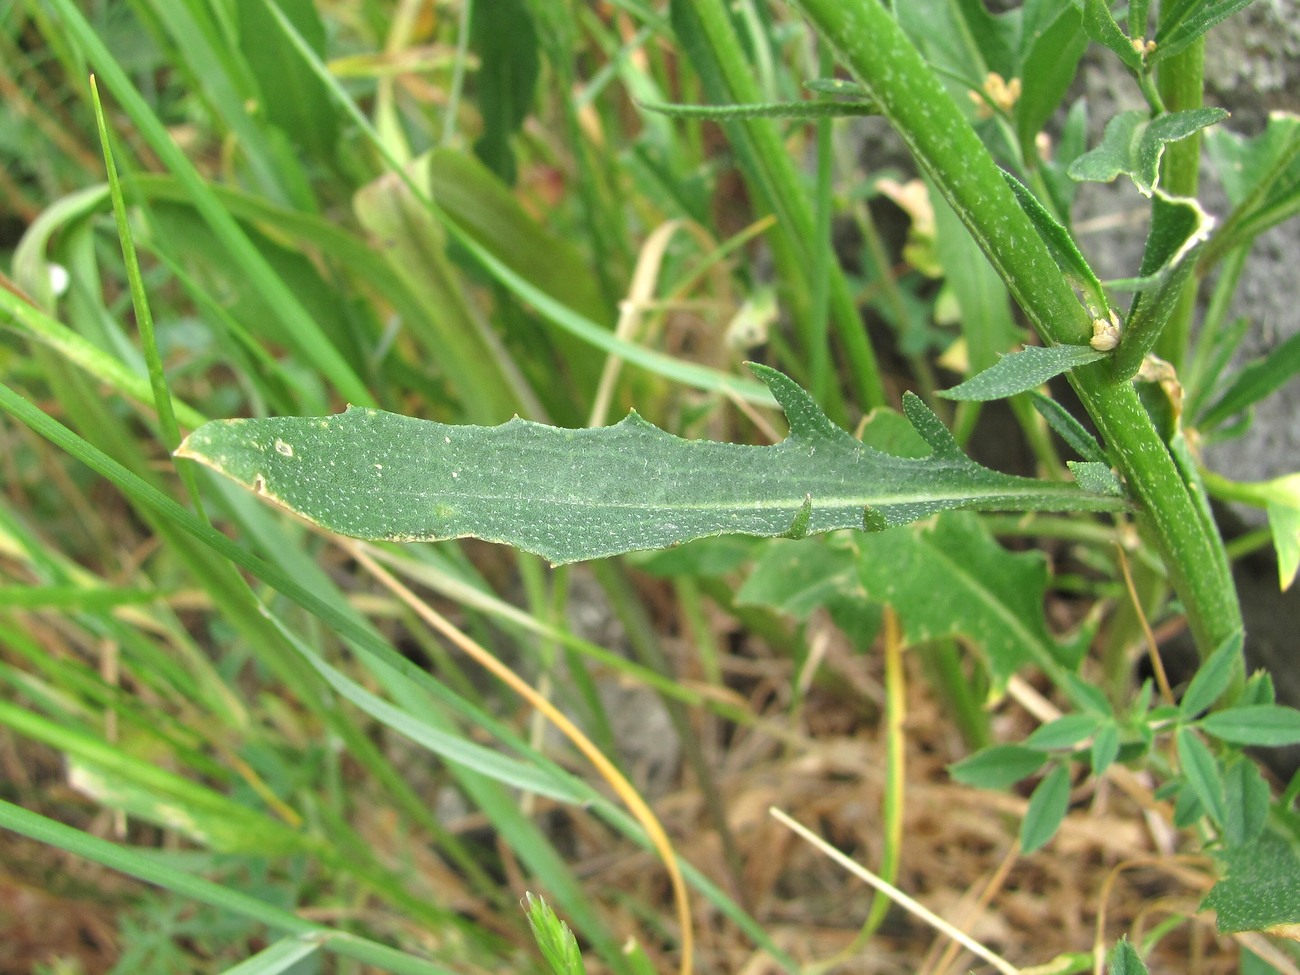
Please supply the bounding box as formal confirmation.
[176,365,1129,565]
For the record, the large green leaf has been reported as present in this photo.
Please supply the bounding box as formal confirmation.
[853,511,1091,687]
[176,366,1126,565]
[1202,832,1300,933]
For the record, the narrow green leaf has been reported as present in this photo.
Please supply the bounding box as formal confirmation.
[1202,832,1300,933]
[1153,0,1259,63]
[1200,471,1300,590]
[1180,631,1245,717]
[1203,113,1300,254]
[949,744,1048,789]
[1021,764,1071,853]
[639,98,879,120]
[1030,393,1109,464]
[1177,726,1226,826]
[1107,938,1150,975]
[428,147,607,326]
[1016,3,1089,157]
[270,620,584,804]
[1090,721,1121,776]
[1003,171,1107,311]
[176,366,1125,565]
[1026,713,1102,751]
[940,345,1108,401]
[352,153,523,422]
[1068,108,1230,195]
[1223,759,1270,848]
[1199,330,1300,430]
[1199,705,1300,746]
[216,937,321,975]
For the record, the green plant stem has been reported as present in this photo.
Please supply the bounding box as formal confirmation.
[790,0,1241,659]
[1154,35,1205,370]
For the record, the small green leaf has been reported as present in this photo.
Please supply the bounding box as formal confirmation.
[950,744,1049,789]
[940,345,1108,401]
[525,894,587,975]
[1153,0,1259,63]
[1080,0,1144,72]
[1091,721,1121,776]
[1177,727,1226,827]
[1003,170,1108,313]
[177,365,1125,565]
[1064,672,1113,715]
[1173,781,1206,827]
[1031,392,1109,464]
[1026,713,1102,751]
[1021,764,1071,853]
[1068,462,1123,497]
[1202,832,1300,933]
[1069,108,1230,195]
[784,494,813,538]
[803,78,873,98]
[1199,705,1300,747]
[1267,502,1300,592]
[1107,938,1150,975]
[1239,672,1276,707]
[1180,631,1245,717]
[638,98,879,121]
[1201,472,1300,591]
[1223,758,1270,848]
